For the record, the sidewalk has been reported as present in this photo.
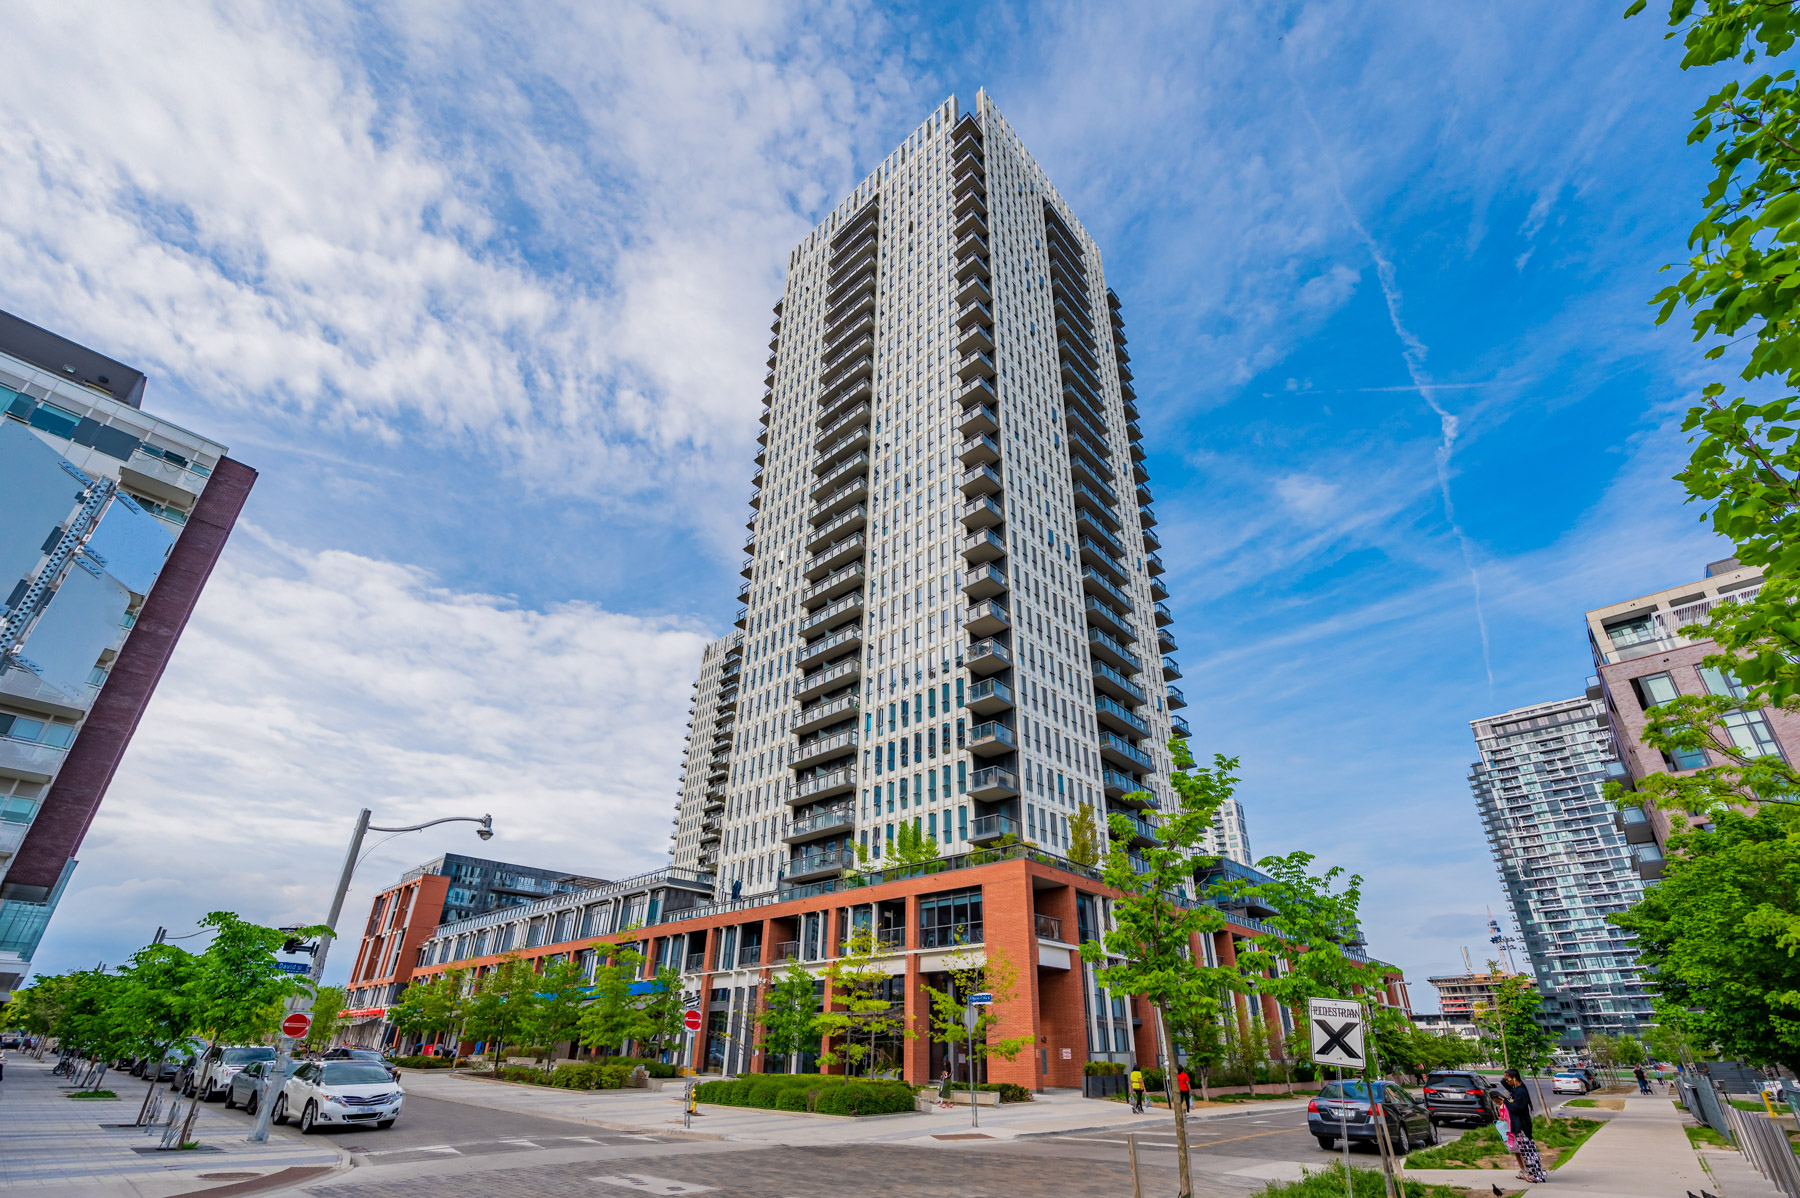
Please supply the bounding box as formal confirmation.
[0,1055,345,1196]
[394,1067,1309,1146]
[1403,1089,1773,1198]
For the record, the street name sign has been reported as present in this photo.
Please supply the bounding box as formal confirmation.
[970,992,993,1005]
[1307,997,1364,1070]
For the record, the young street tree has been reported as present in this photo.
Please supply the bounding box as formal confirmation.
[118,944,199,1123]
[925,944,1032,1083]
[818,926,909,1081]
[388,968,468,1061]
[758,959,820,1072]
[637,965,690,1063]
[464,955,539,1067]
[1068,803,1102,868]
[525,958,591,1077]
[1080,739,1239,1198]
[302,986,348,1054]
[579,940,649,1057]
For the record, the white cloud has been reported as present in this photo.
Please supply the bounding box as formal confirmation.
[1273,473,1343,519]
[34,534,710,977]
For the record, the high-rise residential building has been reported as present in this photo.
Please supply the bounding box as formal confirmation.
[671,632,743,879]
[1585,558,1794,882]
[1468,695,1653,1045]
[337,852,610,1047]
[691,90,1247,904]
[0,309,255,998]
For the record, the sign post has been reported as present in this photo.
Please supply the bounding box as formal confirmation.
[1310,998,1365,1198]
[965,992,992,1129]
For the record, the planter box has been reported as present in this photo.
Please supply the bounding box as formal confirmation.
[1083,1074,1129,1099]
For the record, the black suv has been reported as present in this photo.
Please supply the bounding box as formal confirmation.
[1421,1070,1503,1127]
[321,1047,399,1081]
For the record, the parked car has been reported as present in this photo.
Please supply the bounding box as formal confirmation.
[320,1047,400,1081]
[225,1058,302,1116]
[189,1045,277,1101]
[1552,1071,1591,1095]
[1420,1070,1504,1127]
[0,1033,20,1049]
[274,1060,405,1133]
[1308,1080,1440,1154]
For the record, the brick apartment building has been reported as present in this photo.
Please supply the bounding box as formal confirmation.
[407,849,1409,1089]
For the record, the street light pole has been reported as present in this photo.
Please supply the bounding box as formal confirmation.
[247,808,493,1142]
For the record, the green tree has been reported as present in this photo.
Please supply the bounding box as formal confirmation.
[925,944,1032,1083]
[818,926,909,1081]
[464,955,539,1067]
[637,967,690,1063]
[579,941,649,1057]
[182,912,321,1145]
[525,958,590,1077]
[117,944,199,1123]
[1068,803,1103,868]
[888,819,942,868]
[388,969,468,1061]
[1474,970,1555,1110]
[1646,1021,1708,1065]
[1612,804,1800,1072]
[1165,988,1231,1099]
[1615,1034,1649,1069]
[1080,739,1239,1198]
[301,986,347,1053]
[758,959,820,1071]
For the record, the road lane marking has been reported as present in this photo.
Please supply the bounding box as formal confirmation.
[590,1175,714,1194]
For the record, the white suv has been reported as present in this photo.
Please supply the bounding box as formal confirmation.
[275,1060,405,1132]
[191,1045,276,1101]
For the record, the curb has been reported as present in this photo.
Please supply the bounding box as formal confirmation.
[395,1077,726,1142]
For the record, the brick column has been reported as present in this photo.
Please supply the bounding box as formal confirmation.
[689,928,716,1074]
[1033,879,1084,1089]
[986,864,1041,1090]
[751,916,775,1074]
[902,892,928,1085]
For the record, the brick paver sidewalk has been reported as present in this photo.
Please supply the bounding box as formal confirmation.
[0,1053,344,1194]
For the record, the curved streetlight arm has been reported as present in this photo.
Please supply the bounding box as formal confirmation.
[369,814,494,835]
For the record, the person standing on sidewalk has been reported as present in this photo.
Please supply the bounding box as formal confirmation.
[1177,1068,1191,1112]
[1503,1068,1549,1183]
[1129,1067,1145,1113]
[1633,1065,1650,1094]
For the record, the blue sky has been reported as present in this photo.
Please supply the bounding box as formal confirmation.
[2,1,1729,1006]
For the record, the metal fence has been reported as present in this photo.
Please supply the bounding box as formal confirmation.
[1678,1076,1733,1139]
[1722,1099,1800,1198]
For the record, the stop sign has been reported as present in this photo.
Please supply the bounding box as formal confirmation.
[683,1009,703,1032]
[281,1011,312,1039]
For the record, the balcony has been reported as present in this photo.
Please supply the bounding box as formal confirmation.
[957,350,996,383]
[827,236,877,287]
[815,401,872,450]
[1150,575,1169,602]
[1157,628,1178,655]
[1079,515,1127,561]
[1073,482,1122,530]
[1137,481,1154,507]
[1165,684,1186,709]
[960,432,1001,466]
[957,374,997,408]
[1087,627,1143,673]
[969,812,1021,843]
[814,426,871,473]
[962,528,1007,565]
[1162,656,1182,681]
[1083,596,1133,642]
[1034,913,1065,941]
[803,561,865,608]
[772,940,800,963]
[820,330,874,375]
[822,292,875,345]
[961,494,1005,531]
[919,922,984,949]
[954,207,988,241]
[956,299,993,332]
[1103,769,1148,800]
[797,623,863,669]
[953,182,986,216]
[685,951,706,973]
[796,655,861,702]
[1094,694,1148,737]
[788,848,849,882]
[1615,806,1656,845]
[808,474,870,523]
[795,692,859,736]
[1171,714,1192,739]
[961,463,1003,498]
[810,452,870,501]
[959,402,999,438]
[1630,842,1665,882]
[793,727,857,770]
[698,826,722,846]
[966,678,1015,719]
[967,720,1016,757]
[794,766,855,804]
[1146,551,1165,576]
[1153,600,1174,627]
[784,805,856,843]
[969,766,1020,801]
[1079,537,1128,585]
[818,375,873,423]
[964,638,1012,675]
[1111,812,1160,848]
[804,532,866,581]
[956,322,995,357]
[801,589,864,637]
[965,600,1011,638]
[739,555,755,580]
[962,563,1008,600]
[955,254,991,286]
[807,505,867,554]
[1068,429,1112,474]
[955,273,992,309]
[1100,731,1154,773]
[824,261,877,311]
[737,943,765,968]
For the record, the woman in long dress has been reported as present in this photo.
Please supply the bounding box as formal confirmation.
[1503,1068,1550,1182]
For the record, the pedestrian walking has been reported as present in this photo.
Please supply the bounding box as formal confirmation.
[938,1067,954,1108]
[1177,1068,1192,1112]
[1633,1065,1649,1094]
[1503,1068,1548,1183]
[1129,1067,1146,1114]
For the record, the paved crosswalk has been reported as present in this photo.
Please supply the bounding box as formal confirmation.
[347,1130,665,1167]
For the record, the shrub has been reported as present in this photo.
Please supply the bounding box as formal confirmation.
[551,1062,632,1090]
[812,1080,918,1116]
[393,1055,455,1069]
[1142,1067,1167,1092]
[962,1082,1034,1102]
[691,1073,919,1116]
[605,1055,679,1078]
[776,1085,815,1111]
[1084,1061,1126,1076]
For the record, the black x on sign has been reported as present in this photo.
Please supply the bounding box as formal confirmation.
[1307,998,1366,1069]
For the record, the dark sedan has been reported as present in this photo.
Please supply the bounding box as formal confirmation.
[1308,1080,1440,1154]
[1421,1070,1505,1127]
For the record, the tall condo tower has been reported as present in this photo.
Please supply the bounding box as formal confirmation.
[699,92,1207,902]
[1468,695,1653,1045]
